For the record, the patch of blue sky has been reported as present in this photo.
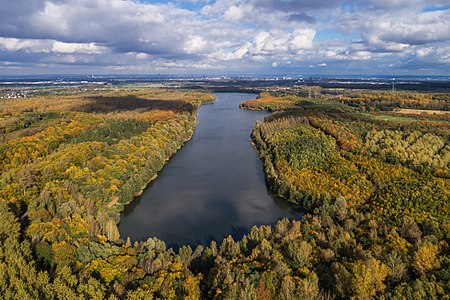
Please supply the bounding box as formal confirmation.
[423,4,450,12]
[137,0,205,11]
[336,1,357,14]
[136,0,164,4]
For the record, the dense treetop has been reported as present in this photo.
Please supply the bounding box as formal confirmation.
[0,87,449,299]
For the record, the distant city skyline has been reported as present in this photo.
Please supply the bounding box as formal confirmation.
[1,0,449,76]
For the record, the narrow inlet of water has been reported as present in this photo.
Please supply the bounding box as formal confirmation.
[119,93,302,246]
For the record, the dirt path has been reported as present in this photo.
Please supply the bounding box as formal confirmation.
[107,196,119,208]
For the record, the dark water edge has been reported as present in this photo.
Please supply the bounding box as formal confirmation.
[119,93,302,248]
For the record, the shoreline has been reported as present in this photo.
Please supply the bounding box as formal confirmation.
[116,96,216,238]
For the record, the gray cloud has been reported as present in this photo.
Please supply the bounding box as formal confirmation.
[0,0,197,55]
[287,13,316,24]
[250,0,341,11]
[328,0,450,72]
[0,0,448,75]
[0,0,46,37]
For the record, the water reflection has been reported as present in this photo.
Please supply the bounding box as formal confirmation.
[119,93,302,246]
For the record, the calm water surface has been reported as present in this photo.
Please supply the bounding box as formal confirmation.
[119,93,301,246]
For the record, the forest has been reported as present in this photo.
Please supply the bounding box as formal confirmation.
[241,90,449,299]
[0,87,449,299]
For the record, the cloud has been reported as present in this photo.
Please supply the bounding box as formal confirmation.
[201,0,332,30]
[0,38,108,54]
[223,5,248,22]
[0,0,196,54]
[184,36,207,54]
[0,38,52,53]
[52,41,107,54]
[250,29,315,55]
[325,49,372,61]
[0,0,448,74]
[324,0,450,73]
[208,43,251,61]
[291,29,316,50]
[358,10,450,49]
[287,13,316,24]
[248,0,341,11]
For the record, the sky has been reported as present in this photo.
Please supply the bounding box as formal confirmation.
[0,0,449,76]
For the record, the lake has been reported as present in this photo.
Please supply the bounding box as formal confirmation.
[119,93,302,246]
